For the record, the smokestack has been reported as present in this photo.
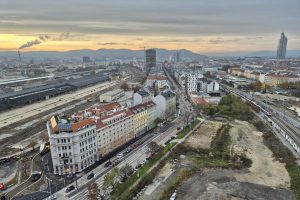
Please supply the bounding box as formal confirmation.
[18,50,21,61]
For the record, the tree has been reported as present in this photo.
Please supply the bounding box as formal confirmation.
[133,85,141,93]
[120,82,129,91]
[87,182,101,200]
[119,164,133,178]
[147,141,162,156]
[28,140,38,151]
[103,168,119,189]
[182,110,191,127]
[40,131,49,143]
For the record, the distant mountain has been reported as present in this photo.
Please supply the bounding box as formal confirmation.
[0,48,207,61]
[207,50,300,58]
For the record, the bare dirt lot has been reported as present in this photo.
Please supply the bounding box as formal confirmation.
[184,120,224,149]
[141,119,295,200]
[230,120,290,188]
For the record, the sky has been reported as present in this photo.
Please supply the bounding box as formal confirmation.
[0,0,300,54]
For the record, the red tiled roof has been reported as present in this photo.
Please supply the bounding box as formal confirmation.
[71,118,95,132]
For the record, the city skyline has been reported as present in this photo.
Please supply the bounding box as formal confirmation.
[0,0,300,54]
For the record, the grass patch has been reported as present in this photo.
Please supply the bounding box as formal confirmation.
[176,119,200,139]
[114,142,177,200]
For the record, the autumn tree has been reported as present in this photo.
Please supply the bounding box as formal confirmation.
[119,164,133,178]
[120,82,130,91]
[87,182,101,200]
[103,167,119,189]
[40,131,49,143]
[147,141,163,156]
[28,140,38,151]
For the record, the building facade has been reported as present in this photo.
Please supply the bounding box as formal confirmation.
[153,91,176,119]
[96,109,134,158]
[47,117,97,175]
[145,49,156,72]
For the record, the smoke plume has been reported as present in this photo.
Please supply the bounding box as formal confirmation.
[18,32,70,50]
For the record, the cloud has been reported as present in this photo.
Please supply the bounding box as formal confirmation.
[209,37,264,44]
[96,42,133,46]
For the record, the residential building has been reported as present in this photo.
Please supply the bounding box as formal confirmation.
[99,89,125,102]
[96,109,134,158]
[277,32,288,59]
[186,73,197,93]
[153,90,176,119]
[133,89,152,105]
[145,74,169,89]
[145,49,156,71]
[47,116,97,175]
[129,101,156,137]
[206,81,220,94]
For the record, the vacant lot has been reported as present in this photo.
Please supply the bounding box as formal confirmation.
[230,120,290,188]
[184,120,224,149]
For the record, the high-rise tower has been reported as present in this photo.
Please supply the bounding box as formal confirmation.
[145,49,156,72]
[277,32,288,59]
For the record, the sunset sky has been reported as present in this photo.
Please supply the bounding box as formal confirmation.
[0,0,300,54]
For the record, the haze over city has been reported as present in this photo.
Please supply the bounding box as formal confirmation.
[1,1,300,200]
[1,0,300,55]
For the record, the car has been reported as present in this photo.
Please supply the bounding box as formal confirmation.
[112,160,120,166]
[104,161,112,167]
[45,194,57,200]
[117,153,124,159]
[164,139,171,145]
[135,164,142,169]
[31,171,42,182]
[140,159,147,165]
[126,147,132,153]
[65,185,75,193]
[170,136,175,140]
[132,144,138,149]
[177,127,181,131]
[87,172,94,180]
[138,141,144,145]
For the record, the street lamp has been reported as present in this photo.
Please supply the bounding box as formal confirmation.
[45,176,52,195]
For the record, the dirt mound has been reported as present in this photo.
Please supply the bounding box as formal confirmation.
[177,169,295,200]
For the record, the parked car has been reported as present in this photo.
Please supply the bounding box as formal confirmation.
[65,185,75,193]
[117,153,124,159]
[45,194,57,200]
[170,136,175,140]
[112,160,120,166]
[177,127,181,131]
[104,161,112,167]
[126,147,132,153]
[135,164,142,169]
[87,172,94,180]
[164,139,171,145]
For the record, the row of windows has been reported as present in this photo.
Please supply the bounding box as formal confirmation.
[80,129,96,139]
[57,138,71,144]
[80,143,96,153]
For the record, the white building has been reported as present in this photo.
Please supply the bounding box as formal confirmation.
[99,89,125,102]
[153,90,176,119]
[133,89,152,105]
[47,117,97,175]
[186,73,197,93]
[206,81,220,93]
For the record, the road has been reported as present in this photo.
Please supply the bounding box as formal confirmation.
[67,120,183,200]
[0,81,116,129]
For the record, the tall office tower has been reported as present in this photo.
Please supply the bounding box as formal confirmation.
[277,32,288,59]
[145,49,156,71]
[176,52,180,62]
[83,56,91,63]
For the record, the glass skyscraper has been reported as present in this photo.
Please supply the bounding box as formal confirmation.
[277,32,288,59]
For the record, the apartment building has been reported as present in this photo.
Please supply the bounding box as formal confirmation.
[130,101,157,137]
[153,90,176,119]
[96,109,134,158]
[133,89,152,105]
[47,116,97,175]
